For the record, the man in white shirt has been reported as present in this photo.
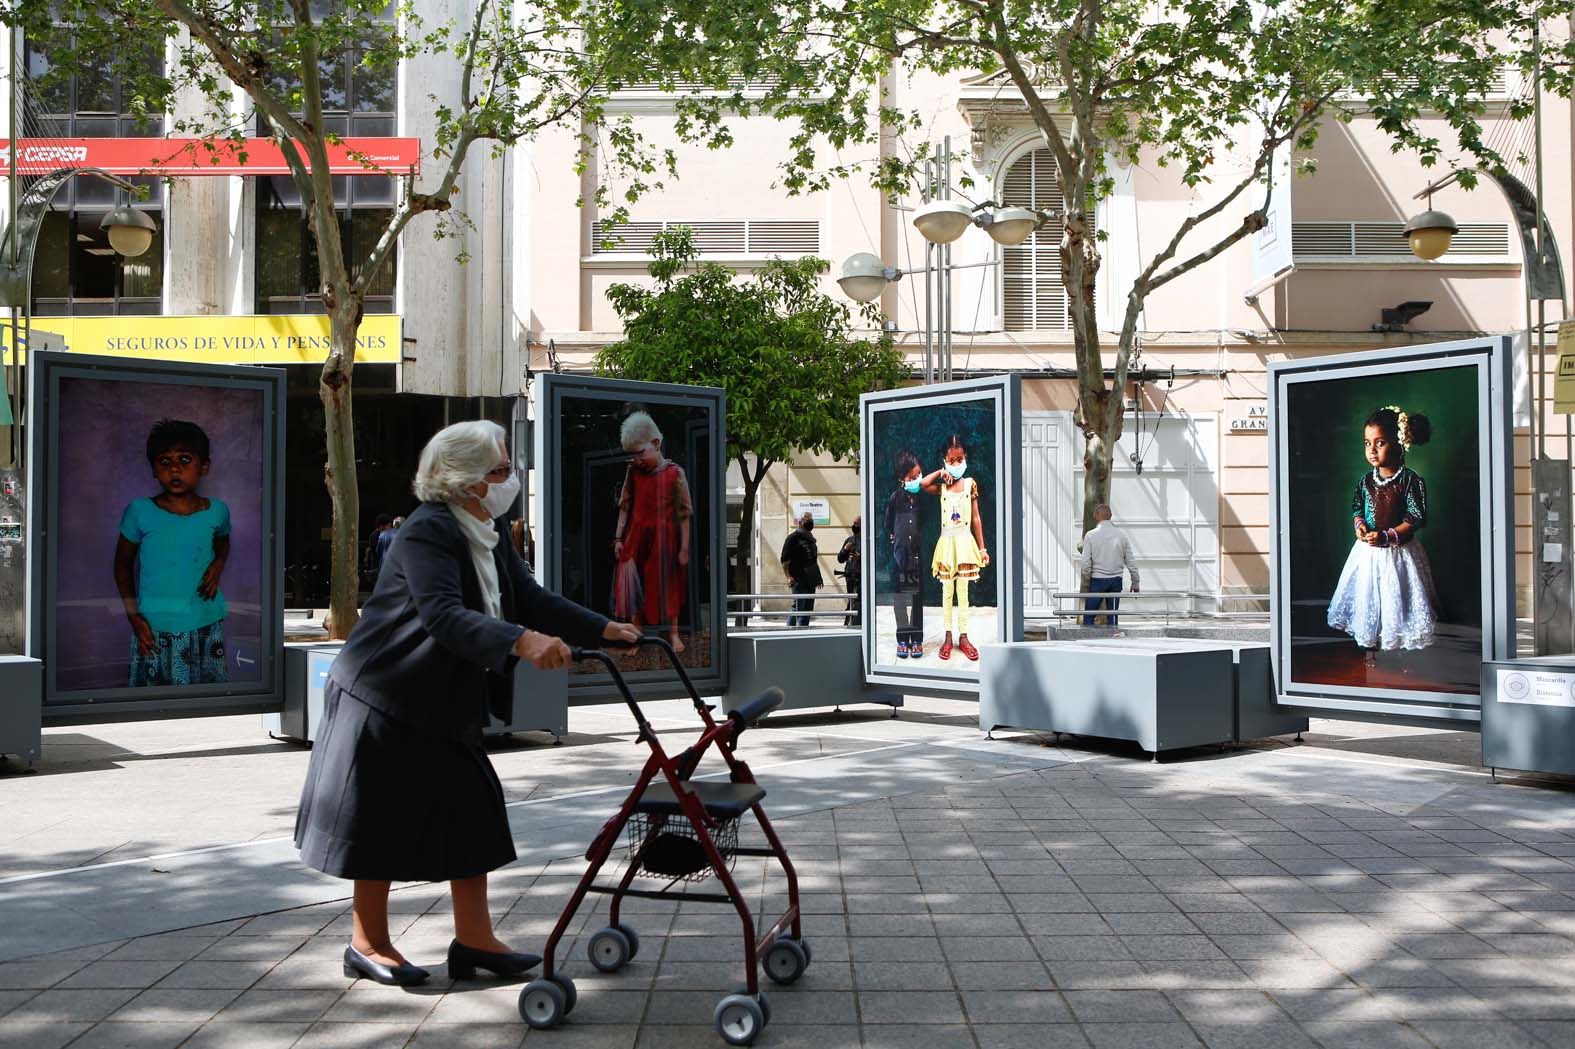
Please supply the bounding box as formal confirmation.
[1078,504,1140,627]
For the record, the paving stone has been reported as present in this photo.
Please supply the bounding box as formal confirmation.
[1409,1020,1550,1049]
[974,1024,1091,1049]
[405,1023,526,1049]
[5,987,141,1022]
[960,989,1072,1023]
[1297,1021,1436,1049]
[1192,1024,1320,1049]
[1164,989,1286,1024]
[948,960,1055,991]
[109,987,243,1022]
[291,1021,422,1048]
[859,1024,975,1049]
[851,962,954,990]
[180,1021,315,1049]
[1065,989,1178,1022]
[858,989,965,1024]
[64,1021,203,1048]
[213,988,342,1023]
[847,937,944,962]
[0,1021,94,1049]
[59,960,184,989]
[1082,1021,1204,1049]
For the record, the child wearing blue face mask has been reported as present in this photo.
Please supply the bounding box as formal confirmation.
[884,450,924,658]
[921,434,989,661]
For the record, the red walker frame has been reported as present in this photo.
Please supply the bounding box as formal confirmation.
[519,636,804,1043]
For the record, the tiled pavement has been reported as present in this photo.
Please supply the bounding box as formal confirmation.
[4,707,1575,1048]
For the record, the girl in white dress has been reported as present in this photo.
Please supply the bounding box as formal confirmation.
[1326,406,1438,663]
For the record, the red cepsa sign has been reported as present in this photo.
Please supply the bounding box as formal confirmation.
[0,137,421,177]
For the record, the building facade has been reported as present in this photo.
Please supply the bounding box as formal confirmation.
[2,5,1568,617]
[522,66,1571,617]
[0,11,522,606]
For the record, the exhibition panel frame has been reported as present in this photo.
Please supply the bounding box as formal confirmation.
[533,373,728,700]
[1268,336,1514,722]
[27,351,286,722]
[860,375,1025,694]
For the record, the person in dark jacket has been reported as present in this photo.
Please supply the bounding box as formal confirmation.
[779,513,821,627]
[885,451,925,657]
[837,516,862,626]
[295,420,639,988]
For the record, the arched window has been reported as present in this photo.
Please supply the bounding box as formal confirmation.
[1000,147,1090,331]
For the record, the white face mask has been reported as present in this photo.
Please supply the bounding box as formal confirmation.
[945,460,967,480]
[478,471,521,518]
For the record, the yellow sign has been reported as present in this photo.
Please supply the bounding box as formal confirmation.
[0,314,401,366]
[1557,322,1575,415]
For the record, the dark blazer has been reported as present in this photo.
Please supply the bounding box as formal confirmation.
[329,501,607,740]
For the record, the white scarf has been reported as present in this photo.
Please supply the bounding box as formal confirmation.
[448,504,502,618]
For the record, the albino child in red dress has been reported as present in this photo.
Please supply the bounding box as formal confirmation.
[612,411,694,653]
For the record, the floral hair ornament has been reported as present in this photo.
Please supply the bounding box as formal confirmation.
[1383,404,1413,451]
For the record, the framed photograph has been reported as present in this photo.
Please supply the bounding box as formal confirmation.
[533,374,727,700]
[1269,337,1514,721]
[27,352,285,721]
[860,375,1024,693]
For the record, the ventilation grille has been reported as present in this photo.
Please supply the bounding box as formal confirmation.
[592,219,819,255]
[1293,221,1511,258]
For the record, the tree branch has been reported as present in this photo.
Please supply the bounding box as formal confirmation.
[152,0,311,142]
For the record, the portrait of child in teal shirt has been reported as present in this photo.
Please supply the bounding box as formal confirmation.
[113,418,232,687]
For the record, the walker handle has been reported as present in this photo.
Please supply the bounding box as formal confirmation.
[729,687,784,727]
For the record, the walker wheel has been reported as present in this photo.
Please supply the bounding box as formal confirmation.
[589,927,633,973]
[519,979,566,1029]
[714,993,766,1046]
[615,922,641,960]
[549,973,577,1015]
[762,937,808,985]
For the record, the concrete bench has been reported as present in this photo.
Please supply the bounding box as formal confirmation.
[265,642,570,744]
[1074,637,1306,742]
[724,629,902,716]
[978,640,1234,758]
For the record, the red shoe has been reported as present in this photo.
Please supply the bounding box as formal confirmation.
[939,637,953,660]
[959,636,979,661]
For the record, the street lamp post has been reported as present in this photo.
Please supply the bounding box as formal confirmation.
[1403,35,1569,655]
[837,136,1055,384]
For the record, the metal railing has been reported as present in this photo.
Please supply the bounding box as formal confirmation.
[1043,590,1269,624]
[727,591,858,628]
[724,589,1269,630]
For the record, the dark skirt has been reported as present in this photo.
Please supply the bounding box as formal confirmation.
[294,681,517,882]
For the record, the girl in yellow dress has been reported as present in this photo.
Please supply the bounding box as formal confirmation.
[920,435,990,661]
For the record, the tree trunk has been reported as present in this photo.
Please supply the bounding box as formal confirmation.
[732,454,771,628]
[1080,426,1116,540]
[321,310,361,640]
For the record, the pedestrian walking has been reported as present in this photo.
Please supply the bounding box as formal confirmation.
[294,420,639,987]
[779,512,821,628]
[1079,503,1140,628]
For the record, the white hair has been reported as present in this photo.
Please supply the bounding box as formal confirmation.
[619,410,663,452]
[413,420,507,503]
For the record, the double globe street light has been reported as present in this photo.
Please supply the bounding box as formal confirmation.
[837,139,1054,385]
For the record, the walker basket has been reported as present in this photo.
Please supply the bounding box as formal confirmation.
[626,810,739,883]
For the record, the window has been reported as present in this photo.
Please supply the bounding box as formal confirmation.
[590,219,820,255]
[256,176,395,314]
[25,31,164,316]
[254,16,398,314]
[1001,148,1088,331]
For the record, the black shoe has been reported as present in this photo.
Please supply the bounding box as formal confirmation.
[446,938,542,979]
[342,944,429,987]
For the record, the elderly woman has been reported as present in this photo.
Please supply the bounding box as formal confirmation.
[295,420,639,986]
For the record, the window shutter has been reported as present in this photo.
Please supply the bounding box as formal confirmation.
[1001,149,1080,331]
